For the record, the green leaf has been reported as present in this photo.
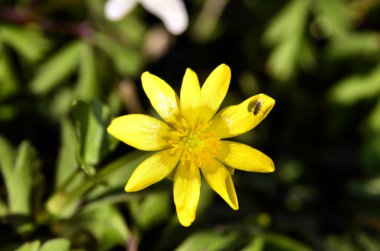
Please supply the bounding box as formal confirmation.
[263,0,312,81]
[264,233,312,251]
[130,191,171,230]
[30,40,82,94]
[0,25,50,62]
[326,33,380,60]
[0,43,19,100]
[72,204,129,251]
[95,32,143,76]
[39,238,70,251]
[264,0,311,44]
[72,100,116,167]
[315,0,351,37]
[0,137,40,216]
[368,98,380,132]
[87,151,151,199]
[241,236,265,251]
[15,240,40,251]
[55,119,82,189]
[75,43,99,100]
[328,64,380,104]
[176,231,240,251]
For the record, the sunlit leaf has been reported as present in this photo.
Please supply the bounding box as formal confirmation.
[75,43,99,100]
[0,25,50,62]
[87,151,151,199]
[55,119,82,189]
[315,0,351,37]
[72,100,116,168]
[72,204,130,251]
[176,231,240,251]
[129,191,171,230]
[326,33,380,60]
[328,64,380,104]
[241,236,265,251]
[0,137,40,216]
[30,41,82,94]
[265,233,312,251]
[15,240,40,251]
[263,0,312,81]
[95,32,143,76]
[39,238,70,251]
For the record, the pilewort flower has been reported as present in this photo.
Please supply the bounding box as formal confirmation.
[107,64,275,226]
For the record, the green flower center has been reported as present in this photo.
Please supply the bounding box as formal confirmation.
[169,120,220,167]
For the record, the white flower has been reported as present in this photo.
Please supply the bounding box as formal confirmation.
[105,0,188,35]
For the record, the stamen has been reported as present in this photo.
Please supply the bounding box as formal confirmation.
[168,116,220,168]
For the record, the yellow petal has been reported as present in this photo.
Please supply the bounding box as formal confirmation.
[107,114,173,151]
[141,72,180,124]
[200,159,238,210]
[174,161,201,227]
[208,94,275,138]
[199,64,231,122]
[125,149,179,192]
[216,141,275,173]
[180,68,201,124]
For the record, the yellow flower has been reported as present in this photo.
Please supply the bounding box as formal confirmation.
[107,64,275,226]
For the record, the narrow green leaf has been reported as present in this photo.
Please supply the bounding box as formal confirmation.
[75,43,99,100]
[39,238,70,251]
[263,0,312,81]
[0,43,19,100]
[30,40,82,94]
[95,32,143,76]
[328,64,380,104]
[176,231,240,251]
[265,233,312,251]
[72,204,129,251]
[55,119,81,189]
[15,240,40,251]
[72,100,115,167]
[0,25,50,62]
[263,0,311,44]
[0,138,40,216]
[0,135,15,177]
[87,151,151,199]
[367,98,380,132]
[241,236,265,251]
[326,33,380,60]
[316,0,351,37]
[130,191,171,230]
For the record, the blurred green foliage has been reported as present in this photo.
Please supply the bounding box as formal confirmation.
[1,0,380,250]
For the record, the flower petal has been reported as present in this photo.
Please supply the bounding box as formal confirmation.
[174,161,201,227]
[104,0,138,21]
[125,149,179,192]
[140,0,188,35]
[142,72,180,124]
[180,68,201,124]
[107,114,173,151]
[199,64,231,122]
[208,94,275,138]
[216,141,275,173]
[201,159,238,210]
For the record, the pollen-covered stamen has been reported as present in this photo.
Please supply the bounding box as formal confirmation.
[169,119,220,167]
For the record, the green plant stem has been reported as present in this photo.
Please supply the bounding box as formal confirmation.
[47,150,145,215]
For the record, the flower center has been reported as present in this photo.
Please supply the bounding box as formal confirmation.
[169,119,219,167]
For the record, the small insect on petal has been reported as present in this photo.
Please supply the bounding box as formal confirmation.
[247,96,264,115]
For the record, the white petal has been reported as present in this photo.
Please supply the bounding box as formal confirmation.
[105,0,139,21]
[141,0,188,35]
